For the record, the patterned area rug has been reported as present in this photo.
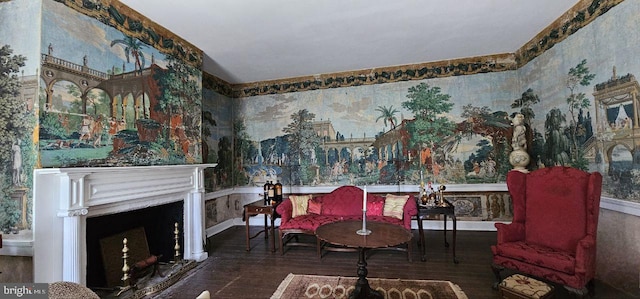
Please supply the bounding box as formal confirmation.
[271,273,469,299]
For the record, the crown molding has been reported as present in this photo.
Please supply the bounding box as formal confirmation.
[203,0,624,98]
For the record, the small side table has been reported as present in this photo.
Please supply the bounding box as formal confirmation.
[244,202,278,252]
[415,199,458,263]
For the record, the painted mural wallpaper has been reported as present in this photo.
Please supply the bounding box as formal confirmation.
[200,0,640,204]
[0,0,40,238]
[232,73,518,190]
[39,0,203,168]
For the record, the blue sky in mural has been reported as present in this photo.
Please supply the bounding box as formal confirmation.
[0,0,41,75]
[42,1,168,77]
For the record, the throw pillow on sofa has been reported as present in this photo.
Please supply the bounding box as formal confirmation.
[383,194,409,219]
[366,198,384,216]
[290,194,313,218]
[307,198,322,215]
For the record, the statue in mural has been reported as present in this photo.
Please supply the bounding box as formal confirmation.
[509,113,530,172]
[12,140,22,186]
[511,113,527,151]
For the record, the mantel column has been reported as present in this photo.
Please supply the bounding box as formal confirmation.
[183,166,209,262]
[57,172,90,284]
[58,208,88,283]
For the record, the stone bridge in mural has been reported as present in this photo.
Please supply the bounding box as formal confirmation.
[318,137,377,165]
[40,53,155,121]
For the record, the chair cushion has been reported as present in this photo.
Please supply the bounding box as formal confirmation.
[525,167,588,253]
[493,241,576,275]
[279,214,341,231]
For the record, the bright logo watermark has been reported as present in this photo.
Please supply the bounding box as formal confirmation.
[0,284,47,299]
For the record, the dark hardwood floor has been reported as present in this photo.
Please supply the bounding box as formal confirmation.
[156,226,635,299]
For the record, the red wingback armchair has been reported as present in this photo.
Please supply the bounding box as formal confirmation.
[491,166,602,296]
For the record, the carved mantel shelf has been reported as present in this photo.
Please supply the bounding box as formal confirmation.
[33,164,216,285]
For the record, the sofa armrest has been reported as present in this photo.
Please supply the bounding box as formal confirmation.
[276,199,293,225]
[402,195,418,230]
[574,235,597,276]
[495,222,525,244]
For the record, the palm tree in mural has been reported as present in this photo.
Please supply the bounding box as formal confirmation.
[111,35,149,118]
[111,35,147,72]
[375,105,399,130]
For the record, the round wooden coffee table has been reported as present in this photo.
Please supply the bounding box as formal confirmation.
[315,220,412,299]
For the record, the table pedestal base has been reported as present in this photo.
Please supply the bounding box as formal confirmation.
[350,248,383,299]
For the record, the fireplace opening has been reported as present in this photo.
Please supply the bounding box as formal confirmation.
[85,201,184,288]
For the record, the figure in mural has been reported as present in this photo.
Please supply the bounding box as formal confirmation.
[91,115,104,147]
[484,157,496,177]
[79,115,92,142]
[61,114,70,134]
[108,117,118,142]
[12,140,22,186]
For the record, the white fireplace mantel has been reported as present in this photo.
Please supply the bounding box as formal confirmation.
[32,164,216,284]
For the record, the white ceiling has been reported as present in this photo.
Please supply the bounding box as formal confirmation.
[119,0,580,84]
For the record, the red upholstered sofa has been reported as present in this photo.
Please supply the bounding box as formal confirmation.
[276,185,418,257]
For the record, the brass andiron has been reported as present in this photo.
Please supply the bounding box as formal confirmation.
[116,238,132,296]
[173,222,182,265]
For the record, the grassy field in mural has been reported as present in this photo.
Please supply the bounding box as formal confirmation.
[39,144,112,167]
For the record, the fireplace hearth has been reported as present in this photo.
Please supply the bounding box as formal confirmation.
[86,200,183,288]
[32,164,216,285]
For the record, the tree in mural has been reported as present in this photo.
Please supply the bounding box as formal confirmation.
[459,104,511,180]
[0,45,31,230]
[216,136,233,186]
[511,88,540,125]
[155,54,202,158]
[233,120,252,185]
[565,59,595,169]
[402,83,456,176]
[544,108,571,166]
[201,110,216,163]
[111,35,147,73]
[283,109,321,185]
[375,105,399,129]
[111,35,149,117]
